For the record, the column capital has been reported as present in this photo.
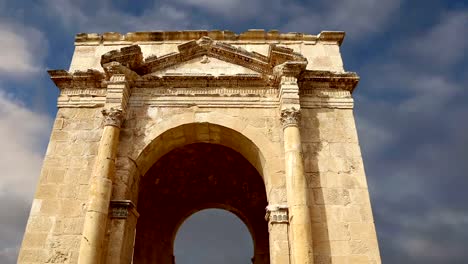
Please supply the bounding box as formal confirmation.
[265,204,289,224]
[109,200,139,219]
[102,107,124,128]
[280,107,301,128]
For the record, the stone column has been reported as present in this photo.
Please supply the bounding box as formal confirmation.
[77,108,124,264]
[266,204,290,264]
[280,108,314,264]
[276,60,314,263]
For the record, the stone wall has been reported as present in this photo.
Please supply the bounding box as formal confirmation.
[302,108,380,263]
[19,108,102,263]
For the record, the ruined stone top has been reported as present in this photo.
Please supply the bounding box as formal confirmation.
[75,30,345,46]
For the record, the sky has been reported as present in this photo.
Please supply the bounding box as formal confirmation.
[0,0,467,263]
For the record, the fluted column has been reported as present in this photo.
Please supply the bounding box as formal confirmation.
[78,108,124,264]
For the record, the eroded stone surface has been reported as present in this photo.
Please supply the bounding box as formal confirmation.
[19,30,380,264]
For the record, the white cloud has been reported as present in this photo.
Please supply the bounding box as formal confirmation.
[282,0,401,38]
[0,91,52,263]
[406,11,468,67]
[42,0,207,33]
[0,22,47,77]
[0,91,52,199]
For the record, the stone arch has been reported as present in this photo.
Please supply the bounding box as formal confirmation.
[133,142,270,263]
[130,110,279,189]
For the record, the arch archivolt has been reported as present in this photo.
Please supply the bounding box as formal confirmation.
[117,108,286,202]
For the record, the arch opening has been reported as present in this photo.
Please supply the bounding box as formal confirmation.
[174,209,254,263]
[133,122,272,184]
[133,142,270,263]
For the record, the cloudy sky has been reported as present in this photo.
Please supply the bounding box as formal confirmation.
[0,0,467,263]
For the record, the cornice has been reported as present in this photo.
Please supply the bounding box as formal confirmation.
[75,30,345,46]
[298,70,360,93]
[48,69,105,90]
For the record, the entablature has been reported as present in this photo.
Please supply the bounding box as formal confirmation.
[49,35,359,109]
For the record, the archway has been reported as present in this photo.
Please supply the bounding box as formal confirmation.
[133,142,269,263]
[174,209,254,263]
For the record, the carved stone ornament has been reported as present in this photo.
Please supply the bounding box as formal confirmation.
[280,108,301,128]
[110,200,139,219]
[265,204,289,223]
[200,55,210,64]
[102,107,124,128]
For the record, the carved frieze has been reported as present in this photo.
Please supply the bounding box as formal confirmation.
[49,35,361,110]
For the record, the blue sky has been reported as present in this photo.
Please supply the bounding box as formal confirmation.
[0,0,467,263]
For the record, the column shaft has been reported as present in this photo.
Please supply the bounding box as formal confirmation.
[282,112,314,264]
[78,111,122,264]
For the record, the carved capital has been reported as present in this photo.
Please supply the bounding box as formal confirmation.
[280,108,301,128]
[265,204,288,224]
[102,107,124,128]
[110,200,139,219]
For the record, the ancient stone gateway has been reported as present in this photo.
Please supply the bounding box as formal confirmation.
[19,30,381,263]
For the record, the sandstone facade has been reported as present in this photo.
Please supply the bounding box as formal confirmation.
[19,30,381,263]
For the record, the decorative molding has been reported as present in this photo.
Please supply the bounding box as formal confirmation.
[299,70,360,93]
[280,76,297,85]
[133,87,277,96]
[135,74,272,88]
[48,69,105,90]
[101,45,143,70]
[96,36,307,82]
[102,107,124,128]
[128,96,279,108]
[75,30,345,45]
[265,204,289,223]
[109,200,139,219]
[60,88,107,97]
[300,97,354,109]
[280,108,301,128]
[300,88,351,98]
[57,96,106,108]
[274,61,307,78]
